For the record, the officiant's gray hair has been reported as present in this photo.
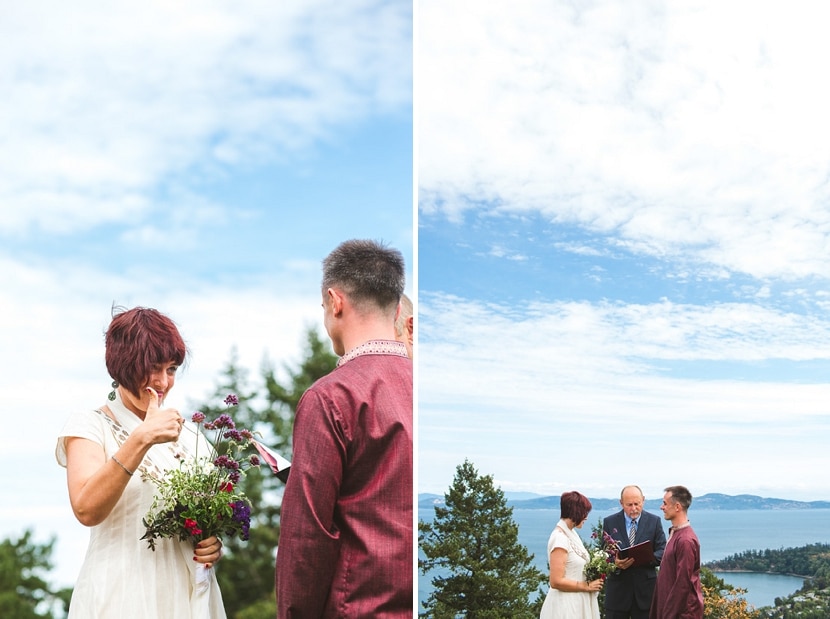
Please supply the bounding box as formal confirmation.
[620,485,644,499]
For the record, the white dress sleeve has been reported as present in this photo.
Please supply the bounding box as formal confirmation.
[55,409,107,468]
[548,525,570,556]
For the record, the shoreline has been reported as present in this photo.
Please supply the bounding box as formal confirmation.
[710,568,807,580]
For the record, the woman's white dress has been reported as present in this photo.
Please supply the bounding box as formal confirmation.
[539,520,600,619]
[56,392,226,619]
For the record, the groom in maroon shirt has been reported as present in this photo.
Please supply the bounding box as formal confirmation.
[276,239,413,618]
[649,486,704,619]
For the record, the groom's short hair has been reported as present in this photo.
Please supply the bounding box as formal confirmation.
[322,239,405,314]
[664,485,693,511]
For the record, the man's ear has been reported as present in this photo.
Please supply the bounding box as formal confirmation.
[327,288,345,317]
[406,316,414,343]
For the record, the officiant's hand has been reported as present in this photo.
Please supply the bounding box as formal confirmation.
[615,555,635,570]
[141,387,185,444]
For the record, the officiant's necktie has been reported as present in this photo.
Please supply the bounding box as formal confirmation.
[629,520,637,545]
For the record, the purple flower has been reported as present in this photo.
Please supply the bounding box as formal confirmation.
[214,455,230,468]
[231,500,250,522]
[213,414,236,430]
[230,500,251,540]
[249,455,260,467]
[191,411,206,423]
[213,455,240,471]
[224,394,239,406]
[224,429,243,442]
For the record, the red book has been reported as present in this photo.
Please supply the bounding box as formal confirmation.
[253,440,291,483]
[618,540,656,567]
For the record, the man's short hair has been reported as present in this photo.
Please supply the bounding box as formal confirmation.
[664,485,693,511]
[323,239,405,312]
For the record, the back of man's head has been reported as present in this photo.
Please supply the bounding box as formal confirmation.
[322,239,405,313]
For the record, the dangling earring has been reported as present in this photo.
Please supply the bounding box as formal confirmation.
[108,380,118,401]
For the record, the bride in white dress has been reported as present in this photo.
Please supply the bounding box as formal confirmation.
[57,307,226,618]
[539,491,603,619]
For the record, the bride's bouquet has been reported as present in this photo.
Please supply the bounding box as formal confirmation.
[141,394,261,550]
[584,521,621,582]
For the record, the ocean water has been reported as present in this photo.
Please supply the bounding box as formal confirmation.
[419,507,830,610]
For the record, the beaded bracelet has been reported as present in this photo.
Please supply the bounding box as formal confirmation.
[111,455,134,477]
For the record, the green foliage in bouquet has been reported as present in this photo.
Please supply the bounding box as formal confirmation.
[585,519,621,582]
[142,394,261,550]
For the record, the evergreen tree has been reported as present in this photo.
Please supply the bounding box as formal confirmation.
[195,350,272,618]
[0,530,71,619]
[260,326,339,451]
[200,330,337,618]
[419,459,546,618]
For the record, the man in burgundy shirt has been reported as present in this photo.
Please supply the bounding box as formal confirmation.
[276,239,413,618]
[649,486,704,619]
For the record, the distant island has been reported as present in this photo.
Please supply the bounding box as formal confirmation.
[418,492,830,511]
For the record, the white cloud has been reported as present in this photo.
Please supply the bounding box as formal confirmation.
[417,292,830,499]
[1,0,412,237]
[488,244,527,261]
[419,0,830,280]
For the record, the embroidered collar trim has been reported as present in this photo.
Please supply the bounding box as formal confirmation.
[337,339,409,367]
[668,521,692,538]
[556,520,589,562]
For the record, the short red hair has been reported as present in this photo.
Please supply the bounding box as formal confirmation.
[560,491,592,524]
[105,306,188,397]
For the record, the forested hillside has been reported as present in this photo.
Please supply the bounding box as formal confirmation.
[706,543,830,582]
[706,543,830,618]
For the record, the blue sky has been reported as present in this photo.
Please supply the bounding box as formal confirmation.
[0,0,412,588]
[418,0,830,504]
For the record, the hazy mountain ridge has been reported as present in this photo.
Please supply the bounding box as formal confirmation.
[418,492,830,511]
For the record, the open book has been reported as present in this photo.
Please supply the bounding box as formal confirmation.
[617,540,656,567]
[252,440,291,483]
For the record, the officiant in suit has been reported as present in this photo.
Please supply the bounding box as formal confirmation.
[602,485,667,619]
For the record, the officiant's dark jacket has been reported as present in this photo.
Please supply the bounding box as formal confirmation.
[603,509,667,617]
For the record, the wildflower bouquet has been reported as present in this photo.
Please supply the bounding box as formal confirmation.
[141,394,261,551]
[585,521,621,582]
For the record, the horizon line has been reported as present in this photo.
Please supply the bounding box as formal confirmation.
[418,491,830,503]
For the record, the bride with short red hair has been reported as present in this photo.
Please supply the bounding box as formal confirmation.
[57,306,227,618]
[540,490,603,619]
